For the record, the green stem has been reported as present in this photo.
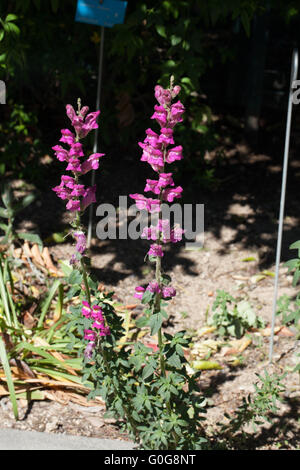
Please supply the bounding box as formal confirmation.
[72,171,91,306]
[154,144,167,377]
[153,93,179,447]
[81,258,91,305]
[99,343,139,441]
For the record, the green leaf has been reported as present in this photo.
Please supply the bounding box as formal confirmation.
[240,11,250,37]
[5,14,18,22]
[170,34,182,46]
[1,186,13,209]
[141,289,154,305]
[0,222,8,232]
[148,312,163,336]
[0,336,18,419]
[0,207,9,218]
[156,24,167,38]
[293,270,300,287]
[135,315,149,328]
[167,352,182,369]
[237,300,256,326]
[142,363,155,380]
[68,270,83,286]
[290,240,300,250]
[13,193,35,212]
[160,273,171,286]
[3,22,20,35]
[59,260,73,277]
[17,232,43,247]
[0,260,12,326]
[38,279,61,328]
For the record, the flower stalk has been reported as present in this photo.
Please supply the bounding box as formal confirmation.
[132,76,185,396]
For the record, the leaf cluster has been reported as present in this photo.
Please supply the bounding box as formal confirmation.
[0,184,42,249]
[66,267,209,449]
[209,289,265,338]
[217,370,286,447]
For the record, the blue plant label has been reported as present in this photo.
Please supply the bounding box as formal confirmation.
[75,0,127,28]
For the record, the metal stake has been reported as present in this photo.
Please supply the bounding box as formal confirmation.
[87,25,105,248]
[269,48,298,363]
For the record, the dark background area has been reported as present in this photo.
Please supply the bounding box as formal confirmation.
[1,0,300,274]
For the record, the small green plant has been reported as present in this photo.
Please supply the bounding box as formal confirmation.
[285,240,300,286]
[276,294,300,335]
[218,370,286,446]
[0,253,74,419]
[209,290,265,338]
[0,13,22,72]
[0,183,42,252]
[281,240,300,337]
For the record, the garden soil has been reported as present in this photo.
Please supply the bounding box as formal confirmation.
[1,117,300,449]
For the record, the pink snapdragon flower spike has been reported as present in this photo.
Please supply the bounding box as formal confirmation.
[66,104,100,139]
[132,79,185,310]
[81,153,105,174]
[84,341,95,359]
[52,145,69,162]
[144,128,160,147]
[146,281,161,294]
[158,173,174,188]
[74,231,87,255]
[84,329,96,342]
[139,143,164,169]
[148,244,164,258]
[162,286,176,299]
[52,101,104,266]
[144,179,161,195]
[169,101,185,128]
[158,128,174,146]
[154,85,172,106]
[81,185,97,211]
[82,300,92,318]
[141,219,172,243]
[151,105,168,127]
[143,173,174,195]
[170,226,185,243]
[165,146,183,163]
[82,301,111,340]
[162,186,183,203]
[59,129,75,145]
[134,286,145,299]
[66,199,81,212]
[129,194,161,213]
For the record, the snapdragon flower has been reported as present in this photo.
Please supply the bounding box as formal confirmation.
[82,301,111,357]
[52,102,104,265]
[129,194,161,213]
[66,104,100,139]
[133,80,184,310]
[162,286,176,299]
[148,243,164,258]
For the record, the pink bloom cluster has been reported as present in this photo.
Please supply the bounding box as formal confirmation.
[66,105,100,139]
[132,82,185,303]
[134,283,176,300]
[53,175,96,213]
[141,220,185,244]
[82,301,111,359]
[70,231,87,265]
[52,104,104,213]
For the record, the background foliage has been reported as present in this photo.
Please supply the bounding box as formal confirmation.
[1,0,299,188]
